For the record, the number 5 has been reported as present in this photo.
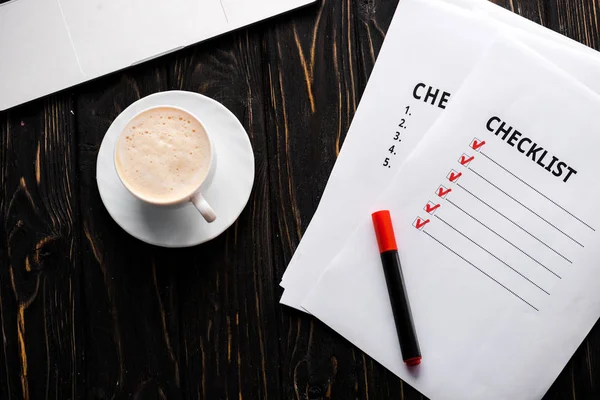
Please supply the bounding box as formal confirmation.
[383,158,390,167]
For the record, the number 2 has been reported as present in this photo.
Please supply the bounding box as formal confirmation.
[383,158,390,167]
[399,119,406,128]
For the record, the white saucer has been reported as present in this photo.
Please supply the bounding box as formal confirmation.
[97,91,255,247]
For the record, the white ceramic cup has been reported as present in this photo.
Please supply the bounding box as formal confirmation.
[114,105,217,223]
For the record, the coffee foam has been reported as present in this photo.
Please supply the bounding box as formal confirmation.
[115,107,211,203]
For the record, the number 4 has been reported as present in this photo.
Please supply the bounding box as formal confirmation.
[389,145,395,154]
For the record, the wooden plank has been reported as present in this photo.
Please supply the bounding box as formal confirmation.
[545,0,600,50]
[263,0,385,398]
[168,27,283,399]
[75,61,184,399]
[0,97,84,399]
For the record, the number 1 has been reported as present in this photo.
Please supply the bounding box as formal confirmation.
[405,106,410,114]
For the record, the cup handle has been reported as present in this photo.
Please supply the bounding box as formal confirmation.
[191,193,216,223]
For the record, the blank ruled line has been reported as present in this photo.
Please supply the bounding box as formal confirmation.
[423,230,539,311]
[435,215,550,295]
[456,183,573,264]
[481,151,595,232]
[446,199,561,279]
[469,168,584,248]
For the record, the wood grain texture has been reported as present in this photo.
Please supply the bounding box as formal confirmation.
[0,97,84,399]
[264,1,369,398]
[169,28,283,400]
[1,0,600,399]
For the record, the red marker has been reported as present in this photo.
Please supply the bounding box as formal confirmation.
[372,210,422,366]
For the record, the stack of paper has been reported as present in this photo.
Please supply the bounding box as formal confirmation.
[279,0,600,399]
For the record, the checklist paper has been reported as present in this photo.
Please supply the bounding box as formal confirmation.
[302,38,600,400]
[279,0,600,310]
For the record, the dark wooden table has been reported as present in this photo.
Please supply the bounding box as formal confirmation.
[2,0,600,398]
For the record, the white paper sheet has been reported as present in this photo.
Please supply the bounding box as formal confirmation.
[450,0,600,59]
[279,0,600,309]
[303,37,600,400]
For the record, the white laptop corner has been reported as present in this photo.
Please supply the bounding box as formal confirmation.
[0,0,85,110]
[0,0,317,111]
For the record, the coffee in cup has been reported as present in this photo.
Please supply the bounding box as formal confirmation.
[115,106,217,222]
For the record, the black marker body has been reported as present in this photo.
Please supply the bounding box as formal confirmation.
[380,250,421,365]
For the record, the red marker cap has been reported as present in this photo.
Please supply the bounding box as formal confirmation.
[405,356,422,366]
[372,210,398,253]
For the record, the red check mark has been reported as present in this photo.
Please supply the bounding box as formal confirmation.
[415,218,430,230]
[471,139,486,151]
[425,203,440,213]
[437,186,452,198]
[449,171,462,182]
[460,155,475,166]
